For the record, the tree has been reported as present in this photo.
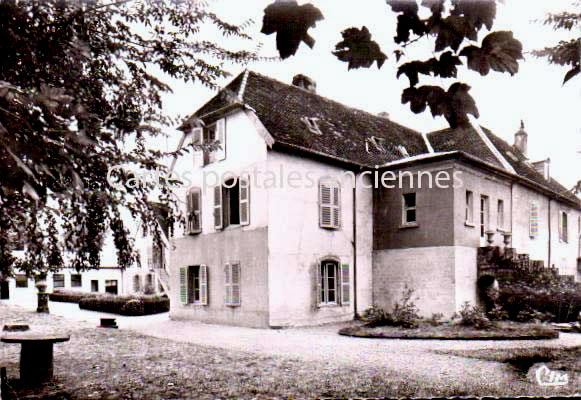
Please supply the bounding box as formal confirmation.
[0,1,256,297]
[260,0,524,128]
[532,6,580,85]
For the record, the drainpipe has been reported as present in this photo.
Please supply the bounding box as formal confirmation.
[548,198,551,268]
[352,178,358,319]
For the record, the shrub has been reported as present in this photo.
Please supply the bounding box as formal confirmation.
[79,295,169,316]
[360,287,421,329]
[49,289,101,303]
[457,302,492,330]
[361,304,388,326]
[426,313,444,326]
[487,305,509,321]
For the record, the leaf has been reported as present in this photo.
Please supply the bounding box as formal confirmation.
[333,26,387,70]
[402,82,479,128]
[397,51,462,86]
[421,0,445,16]
[563,65,580,84]
[459,31,523,76]
[393,49,404,62]
[261,1,324,59]
[430,15,471,52]
[450,0,496,31]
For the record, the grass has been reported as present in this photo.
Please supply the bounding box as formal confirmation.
[339,320,559,340]
[0,305,579,398]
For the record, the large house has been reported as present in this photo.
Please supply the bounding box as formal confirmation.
[166,70,581,328]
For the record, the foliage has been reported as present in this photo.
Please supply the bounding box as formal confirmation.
[426,312,444,326]
[48,289,102,303]
[79,294,169,316]
[260,0,323,59]
[486,305,509,321]
[261,0,524,128]
[362,286,421,329]
[0,1,256,279]
[455,302,492,330]
[360,304,388,325]
[532,5,580,84]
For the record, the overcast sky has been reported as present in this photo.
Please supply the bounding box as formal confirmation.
[160,0,580,188]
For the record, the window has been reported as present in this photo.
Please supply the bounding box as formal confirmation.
[480,195,489,237]
[91,280,99,292]
[559,211,568,243]
[133,275,142,292]
[529,202,539,238]
[53,274,65,288]
[15,274,28,288]
[465,191,474,224]
[300,117,322,135]
[105,280,118,295]
[179,265,208,305]
[224,262,241,306]
[402,193,417,225]
[497,199,504,230]
[151,243,164,269]
[319,179,341,229]
[71,274,82,288]
[191,119,226,167]
[316,260,350,306]
[214,176,250,230]
[186,187,202,234]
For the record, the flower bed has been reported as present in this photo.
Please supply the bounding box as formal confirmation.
[339,321,559,340]
[78,295,169,316]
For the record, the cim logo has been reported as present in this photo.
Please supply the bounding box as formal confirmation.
[534,364,569,387]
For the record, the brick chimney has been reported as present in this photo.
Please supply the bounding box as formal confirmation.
[532,158,550,180]
[292,74,316,93]
[513,120,528,157]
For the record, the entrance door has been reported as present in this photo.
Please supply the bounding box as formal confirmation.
[0,281,10,299]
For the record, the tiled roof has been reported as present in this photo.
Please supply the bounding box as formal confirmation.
[192,71,429,167]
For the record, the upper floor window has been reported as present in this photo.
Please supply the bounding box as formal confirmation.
[319,179,341,229]
[214,176,250,230]
[402,193,417,225]
[529,202,539,239]
[186,187,202,234]
[465,190,474,224]
[191,118,226,167]
[559,210,568,243]
[480,195,489,237]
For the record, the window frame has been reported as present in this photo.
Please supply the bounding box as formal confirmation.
[53,274,65,288]
[480,195,489,237]
[402,192,417,227]
[15,274,29,288]
[465,190,474,225]
[186,187,202,235]
[70,274,82,288]
[319,178,341,229]
[497,199,505,231]
[559,210,568,243]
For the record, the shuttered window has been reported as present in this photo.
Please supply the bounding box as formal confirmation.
[186,187,202,234]
[179,267,188,304]
[214,185,223,230]
[180,265,208,305]
[559,211,568,243]
[215,118,226,161]
[224,262,241,306]
[319,179,340,229]
[529,202,539,238]
[191,127,204,167]
[340,263,350,305]
[239,176,250,226]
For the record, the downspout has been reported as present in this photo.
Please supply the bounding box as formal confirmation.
[548,199,551,268]
[352,177,358,319]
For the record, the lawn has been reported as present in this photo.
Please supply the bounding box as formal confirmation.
[339,321,559,340]
[0,305,579,399]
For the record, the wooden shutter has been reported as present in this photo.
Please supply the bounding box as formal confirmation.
[332,185,341,228]
[185,191,192,234]
[190,188,202,233]
[192,127,203,167]
[239,176,250,226]
[231,262,241,306]
[215,118,226,161]
[179,267,188,304]
[315,263,322,306]
[214,185,223,230]
[224,263,231,305]
[319,181,333,228]
[529,202,539,238]
[199,264,208,305]
[340,263,350,305]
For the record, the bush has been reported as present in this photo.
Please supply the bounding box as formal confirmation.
[386,286,421,328]
[456,302,492,330]
[426,313,444,326]
[361,304,388,326]
[487,305,509,321]
[49,289,102,303]
[79,295,169,316]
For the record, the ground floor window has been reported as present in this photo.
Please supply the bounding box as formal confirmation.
[71,274,82,288]
[224,262,241,306]
[53,274,65,288]
[91,280,99,292]
[317,259,350,306]
[179,265,207,305]
[133,275,142,292]
[105,280,118,295]
[15,274,28,288]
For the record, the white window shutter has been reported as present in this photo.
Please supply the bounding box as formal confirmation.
[215,118,226,161]
[315,263,322,306]
[191,188,202,233]
[319,182,333,228]
[340,263,350,305]
[224,263,231,305]
[332,185,341,228]
[239,176,250,226]
[179,267,188,304]
[214,185,223,230]
[200,264,208,305]
[192,127,204,167]
[231,262,241,306]
[559,211,563,240]
[185,192,192,235]
[529,202,539,238]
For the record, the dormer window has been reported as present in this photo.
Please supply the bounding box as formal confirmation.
[397,145,409,158]
[301,117,322,135]
[366,136,386,153]
[191,118,226,166]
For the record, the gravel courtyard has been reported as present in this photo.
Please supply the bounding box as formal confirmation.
[1,303,580,398]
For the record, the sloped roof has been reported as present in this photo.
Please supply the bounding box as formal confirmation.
[191,71,429,167]
[428,125,580,207]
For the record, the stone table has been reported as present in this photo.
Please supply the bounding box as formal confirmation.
[1,332,70,385]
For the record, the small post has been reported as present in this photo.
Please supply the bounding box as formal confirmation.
[35,273,49,314]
